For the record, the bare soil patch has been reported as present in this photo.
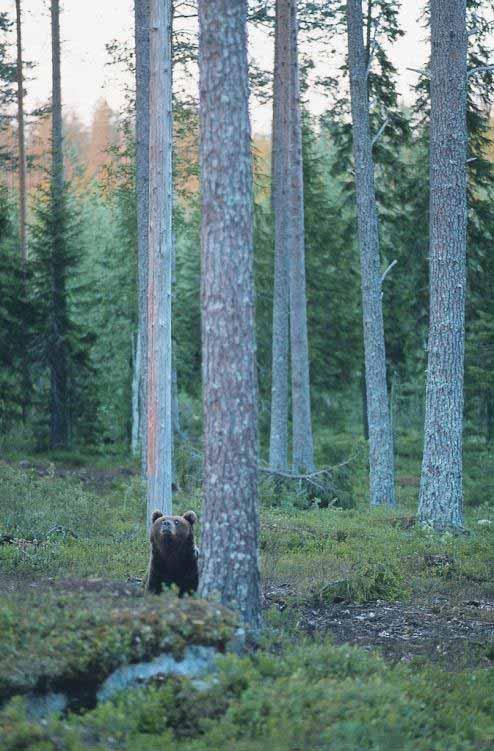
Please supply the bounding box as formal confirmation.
[264,583,494,669]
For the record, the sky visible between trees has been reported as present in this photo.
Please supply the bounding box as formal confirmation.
[5,0,432,131]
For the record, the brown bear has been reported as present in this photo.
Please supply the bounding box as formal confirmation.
[144,509,199,596]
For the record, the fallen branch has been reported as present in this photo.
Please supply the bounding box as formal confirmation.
[258,459,352,483]
[258,460,353,498]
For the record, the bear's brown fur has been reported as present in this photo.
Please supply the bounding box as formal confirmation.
[144,509,199,596]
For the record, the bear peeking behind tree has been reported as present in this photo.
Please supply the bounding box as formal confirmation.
[144,510,199,596]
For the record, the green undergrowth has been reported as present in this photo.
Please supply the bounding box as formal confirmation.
[0,586,236,705]
[1,636,493,750]
[1,460,493,605]
[0,440,493,751]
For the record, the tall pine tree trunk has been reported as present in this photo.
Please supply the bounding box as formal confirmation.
[49,0,69,450]
[15,0,31,423]
[198,0,261,628]
[346,0,395,506]
[288,0,314,473]
[269,0,290,472]
[146,0,173,520]
[418,0,467,530]
[15,0,27,266]
[135,0,150,473]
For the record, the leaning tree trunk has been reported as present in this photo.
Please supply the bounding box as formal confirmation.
[198,0,261,629]
[346,0,395,506]
[49,0,69,450]
[287,0,314,473]
[268,0,291,472]
[135,0,150,473]
[418,0,467,530]
[146,0,173,522]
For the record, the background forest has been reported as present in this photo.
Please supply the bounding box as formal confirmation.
[0,2,493,470]
[1,1,494,748]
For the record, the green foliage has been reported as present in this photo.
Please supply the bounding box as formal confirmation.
[0,189,32,430]
[1,636,494,750]
[0,459,493,750]
[29,179,95,449]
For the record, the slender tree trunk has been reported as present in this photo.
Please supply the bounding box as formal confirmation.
[146,0,173,521]
[269,0,290,472]
[49,0,69,450]
[135,0,150,475]
[418,0,467,530]
[288,0,314,473]
[15,0,31,423]
[486,393,493,444]
[131,331,140,456]
[346,0,395,506]
[361,366,369,440]
[15,0,27,265]
[198,0,261,628]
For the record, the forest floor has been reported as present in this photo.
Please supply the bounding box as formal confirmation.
[1,441,493,749]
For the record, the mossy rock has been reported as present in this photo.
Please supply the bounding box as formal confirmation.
[0,579,236,707]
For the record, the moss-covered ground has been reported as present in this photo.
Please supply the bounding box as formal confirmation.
[0,431,493,749]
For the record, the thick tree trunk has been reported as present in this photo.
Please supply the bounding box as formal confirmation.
[146,0,173,521]
[198,0,261,628]
[135,0,150,475]
[15,0,27,266]
[49,0,69,450]
[418,0,467,530]
[268,0,290,472]
[288,0,314,473]
[346,0,395,506]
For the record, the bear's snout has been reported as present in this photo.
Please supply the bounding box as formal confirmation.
[160,519,175,536]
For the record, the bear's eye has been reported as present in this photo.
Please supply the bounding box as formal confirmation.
[174,520,179,525]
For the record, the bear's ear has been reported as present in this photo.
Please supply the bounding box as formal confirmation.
[151,510,164,524]
[183,510,197,526]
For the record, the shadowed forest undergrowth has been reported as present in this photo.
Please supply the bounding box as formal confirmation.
[1,433,493,750]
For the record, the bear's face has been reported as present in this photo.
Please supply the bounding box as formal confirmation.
[150,510,197,554]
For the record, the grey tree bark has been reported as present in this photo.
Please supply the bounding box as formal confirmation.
[418,0,467,530]
[131,331,140,456]
[146,0,173,522]
[134,0,150,474]
[198,0,261,629]
[346,0,396,506]
[15,0,27,266]
[268,0,290,472]
[287,0,314,473]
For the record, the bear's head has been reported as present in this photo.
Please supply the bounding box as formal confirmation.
[150,509,197,554]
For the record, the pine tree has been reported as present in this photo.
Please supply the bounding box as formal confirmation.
[418,0,468,531]
[146,0,173,518]
[346,0,396,506]
[269,0,290,472]
[288,0,314,473]
[198,0,261,628]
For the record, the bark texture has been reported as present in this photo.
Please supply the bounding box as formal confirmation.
[147,0,173,520]
[49,0,69,450]
[135,0,150,473]
[418,0,467,530]
[198,0,261,628]
[287,0,314,473]
[268,0,290,472]
[346,0,395,506]
[15,0,27,265]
